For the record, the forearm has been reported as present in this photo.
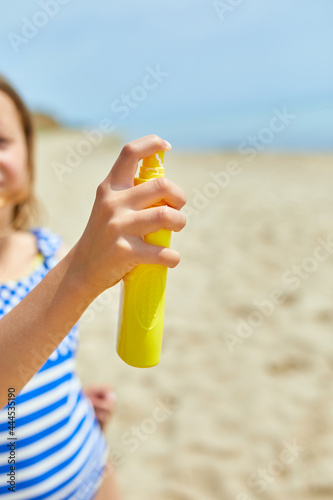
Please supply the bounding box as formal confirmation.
[0,243,98,410]
[0,135,187,411]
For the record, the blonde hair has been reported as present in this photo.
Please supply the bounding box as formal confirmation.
[0,74,41,230]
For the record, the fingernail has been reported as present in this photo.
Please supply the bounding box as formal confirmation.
[163,140,172,151]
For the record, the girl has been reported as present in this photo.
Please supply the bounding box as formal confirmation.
[0,75,186,499]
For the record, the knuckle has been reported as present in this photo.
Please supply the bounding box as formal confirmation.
[179,212,187,228]
[96,182,108,200]
[121,142,137,158]
[148,134,162,147]
[107,217,120,236]
[175,187,187,208]
[98,191,117,218]
[99,196,111,216]
[157,205,171,223]
[174,252,181,266]
[169,251,181,268]
[115,236,132,257]
[155,176,170,193]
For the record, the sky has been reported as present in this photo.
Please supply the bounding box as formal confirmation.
[0,0,333,151]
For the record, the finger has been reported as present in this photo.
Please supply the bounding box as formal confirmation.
[85,387,116,405]
[123,177,187,211]
[96,409,109,420]
[96,386,114,398]
[92,399,115,411]
[134,240,181,268]
[85,384,114,393]
[95,409,109,426]
[84,386,113,400]
[124,206,186,236]
[106,135,172,190]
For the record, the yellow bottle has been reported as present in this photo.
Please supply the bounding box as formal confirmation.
[116,151,171,368]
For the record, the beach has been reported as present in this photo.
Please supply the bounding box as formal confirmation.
[35,129,333,500]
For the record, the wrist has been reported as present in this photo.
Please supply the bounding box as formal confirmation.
[65,242,104,304]
[64,243,101,304]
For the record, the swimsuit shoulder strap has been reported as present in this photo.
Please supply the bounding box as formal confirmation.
[30,226,63,267]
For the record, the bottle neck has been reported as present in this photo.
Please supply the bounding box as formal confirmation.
[138,165,164,180]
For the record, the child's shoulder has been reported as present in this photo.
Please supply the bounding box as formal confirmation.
[33,227,71,261]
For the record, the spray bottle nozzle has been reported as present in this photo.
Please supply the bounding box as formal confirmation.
[140,151,165,179]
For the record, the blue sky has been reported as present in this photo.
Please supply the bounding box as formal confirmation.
[1,0,333,151]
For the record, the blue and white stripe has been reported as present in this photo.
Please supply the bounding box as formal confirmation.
[0,227,109,499]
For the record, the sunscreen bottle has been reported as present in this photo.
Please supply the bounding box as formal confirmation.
[117,151,171,368]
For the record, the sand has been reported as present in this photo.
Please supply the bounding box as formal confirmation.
[35,129,333,499]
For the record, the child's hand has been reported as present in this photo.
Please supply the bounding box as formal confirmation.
[71,135,186,298]
[84,384,117,432]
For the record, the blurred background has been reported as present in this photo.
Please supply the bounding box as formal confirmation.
[1,1,333,499]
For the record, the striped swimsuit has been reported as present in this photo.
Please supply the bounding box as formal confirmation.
[0,227,109,499]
